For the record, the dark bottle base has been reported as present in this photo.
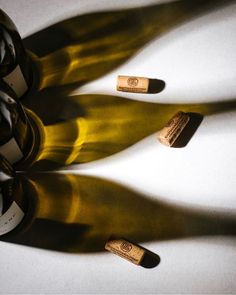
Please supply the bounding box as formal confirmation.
[0,176,38,240]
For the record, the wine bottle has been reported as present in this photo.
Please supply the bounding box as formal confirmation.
[0,79,36,166]
[0,9,32,98]
[0,154,28,236]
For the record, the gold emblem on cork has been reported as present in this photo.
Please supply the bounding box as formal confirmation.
[117,75,149,93]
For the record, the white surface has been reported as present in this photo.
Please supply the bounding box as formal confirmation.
[1,0,236,294]
[1,238,236,294]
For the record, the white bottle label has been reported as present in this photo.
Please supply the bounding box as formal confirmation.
[0,137,24,164]
[3,64,28,98]
[0,201,24,236]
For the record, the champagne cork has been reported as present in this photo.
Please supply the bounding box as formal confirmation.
[105,237,145,265]
[158,111,190,146]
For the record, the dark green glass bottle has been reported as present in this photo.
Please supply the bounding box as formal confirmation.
[0,79,35,165]
[0,154,27,236]
[0,9,32,98]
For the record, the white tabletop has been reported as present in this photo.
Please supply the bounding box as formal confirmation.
[1,0,236,293]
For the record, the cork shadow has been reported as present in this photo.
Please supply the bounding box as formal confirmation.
[141,248,161,269]
[3,173,236,254]
[172,112,204,148]
[148,79,166,94]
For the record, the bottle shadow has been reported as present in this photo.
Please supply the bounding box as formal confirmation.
[31,92,175,170]
[25,93,236,171]
[3,173,236,254]
[17,0,236,170]
[23,0,233,92]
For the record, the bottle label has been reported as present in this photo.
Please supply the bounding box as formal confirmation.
[0,137,24,164]
[3,64,28,98]
[0,201,24,236]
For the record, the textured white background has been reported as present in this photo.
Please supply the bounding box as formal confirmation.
[1,0,236,293]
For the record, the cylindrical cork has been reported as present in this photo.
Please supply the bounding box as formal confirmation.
[117,75,149,93]
[158,111,190,147]
[105,237,145,265]
[117,75,165,94]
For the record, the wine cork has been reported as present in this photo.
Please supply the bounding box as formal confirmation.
[117,75,149,93]
[105,237,145,265]
[158,111,190,146]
